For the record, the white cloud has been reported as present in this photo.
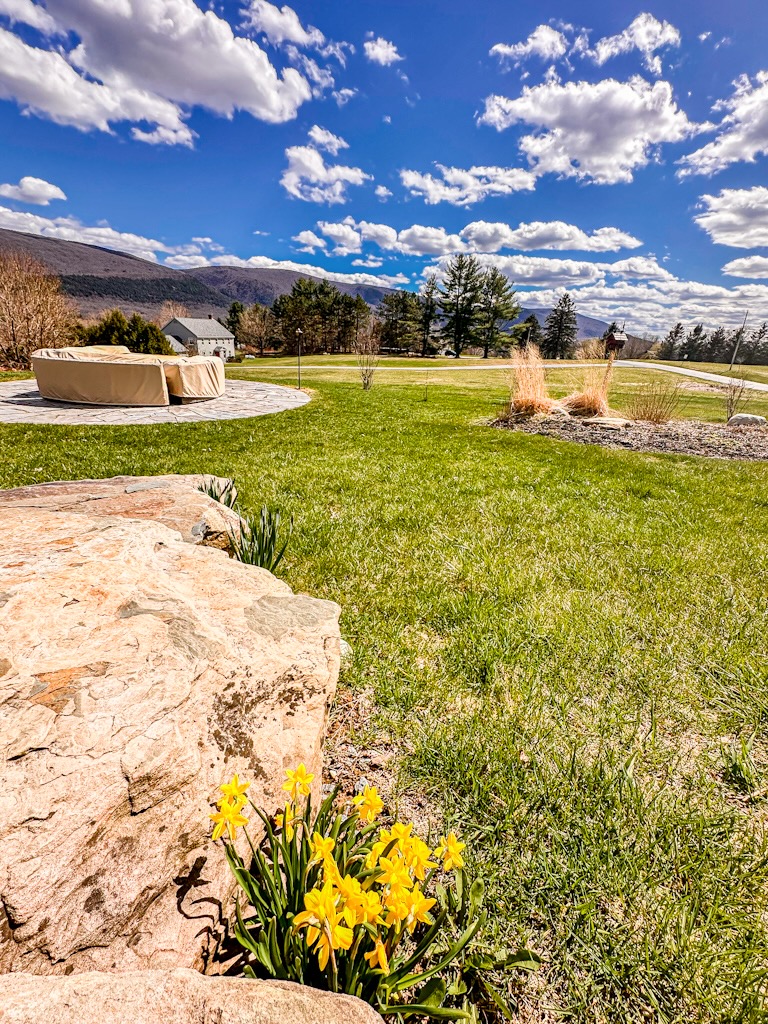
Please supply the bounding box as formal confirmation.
[699,31,711,42]
[315,219,362,255]
[480,76,697,184]
[721,256,768,279]
[400,164,536,205]
[460,219,642,252]
[204,252,407,288]
[0,0,59,33]
[433,252,605,288]
[490,26,568,66]
[292,228,327,253]
[0,0,315,147]
[240,1,324,48]
[332,87,356,106]
[694,186,768,247]
[590,13,681,76]
[374,184,392,200]
[307,124,348,155]
[0,203,175,261]
[0,175,66,205]
[281,132,371,203]
[677,72,768,177]
[352,256,383,268]
[363,36,403,66]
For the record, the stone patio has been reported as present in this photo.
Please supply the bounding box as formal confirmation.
[0,378,309,425]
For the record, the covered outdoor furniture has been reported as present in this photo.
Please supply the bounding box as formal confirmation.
[32,347,225,407]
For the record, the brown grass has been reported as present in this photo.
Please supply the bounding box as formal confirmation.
[505,344,554,416]
[561,343,614,417]
[627,378,685,423]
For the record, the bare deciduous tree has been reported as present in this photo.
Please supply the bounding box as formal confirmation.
[155,300,190,327]
[723,376,749,421]
[238,303,276,358]
[0,251,78,368]
[354,321,381,391]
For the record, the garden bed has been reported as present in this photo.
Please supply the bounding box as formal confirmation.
[496,415,768,460]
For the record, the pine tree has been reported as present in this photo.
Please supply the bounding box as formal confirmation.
[224,301,245,338]
[680,324,707,361]
[658,322,684,360]
[417,274,440,356]
[741,322,768,364]
[439,254,483,357]
[378,291,421,351]
[477,267,521,358]
[518,313,544,349]
[542,293,578,359]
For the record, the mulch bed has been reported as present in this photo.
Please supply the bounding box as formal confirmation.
[495,416,768,461]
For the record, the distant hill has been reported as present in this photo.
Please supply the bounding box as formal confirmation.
[0,229,394,319]
[184,265,394,307]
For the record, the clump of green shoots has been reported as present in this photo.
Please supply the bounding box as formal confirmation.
[198,475,238,509]
[230,505,294,573]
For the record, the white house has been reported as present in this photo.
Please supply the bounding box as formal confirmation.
[162,316,236,360]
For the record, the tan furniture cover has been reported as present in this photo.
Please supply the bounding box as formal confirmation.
[33,348,169,407]
[32,348,226,406]
[157,355,226,400]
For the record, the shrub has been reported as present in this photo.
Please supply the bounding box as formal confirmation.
[210,766,539,1019]
[504,344,553,416]
[723,376,749,421]
[0,250,78,368]
[627,378,684,423]
[354,323,381,391]
[230,505,293,573]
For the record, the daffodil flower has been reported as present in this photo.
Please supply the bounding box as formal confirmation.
[353,784,384,823]
[435,832,466,871]
[364,936,389,974]
[210,797,248,841]
[275,802,298,841]
[309,831,335,868]
[219,773,250,806]
[282,763,315,801]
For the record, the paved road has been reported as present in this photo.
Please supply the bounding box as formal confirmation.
[283,359,768,392]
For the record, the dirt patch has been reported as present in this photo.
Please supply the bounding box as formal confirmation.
[496,416,768,461]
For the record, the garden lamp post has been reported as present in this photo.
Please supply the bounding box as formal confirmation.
[296,328,303,390]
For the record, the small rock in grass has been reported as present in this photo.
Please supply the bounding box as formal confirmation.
[583,416,632,429]
[728,413,767,427]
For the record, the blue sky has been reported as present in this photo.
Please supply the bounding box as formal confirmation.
[1,0,767,333]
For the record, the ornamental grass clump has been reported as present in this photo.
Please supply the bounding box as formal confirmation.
[210,766,539,1021]
[505,344,553,417]
[561,341,614,417]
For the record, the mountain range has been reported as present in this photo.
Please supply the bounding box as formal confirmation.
[0,228,644,345]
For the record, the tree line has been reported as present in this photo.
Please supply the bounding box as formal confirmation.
[657,321,768,365]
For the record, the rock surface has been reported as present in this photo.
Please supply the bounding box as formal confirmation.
[727,413,768,426]
[0,477,341,975]
[582,416,632,429]
[0,968,383,1024]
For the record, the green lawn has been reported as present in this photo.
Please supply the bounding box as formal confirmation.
[2,367,768,1022]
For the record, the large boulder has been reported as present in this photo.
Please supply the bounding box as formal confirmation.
[0,477,341,975]
[0,968,384,1024]
[727,413,767,427]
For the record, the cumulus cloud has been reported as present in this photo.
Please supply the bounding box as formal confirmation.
[0,175,66,205]
[721,256,768,279]
[400,164,536,205]
[352,256,383,268]
[199,252,408,288]
[333,87,357,106]
[480,76,697,184]
[0,203,176,261]
[307,124,348,155]
[433,252,605,288]
[292,228,327,253]
[590,13,681,76]
[240,1,324,48]
[374,185,393,200]
[0,0,315,146]
[490,26,568,66]
[363,36,403,66]
[460,220,642,252]
[693,186,768,247]
[677,72,768,177]
[0,0,59,32]
[281,130,371,203]
[308,216,642,258]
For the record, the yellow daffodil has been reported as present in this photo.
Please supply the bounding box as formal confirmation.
[403,835,437,880]
[402,884,436,932]
[293,881,339,946]
[316,913,354,970]
[382,889,410,928]
[364,936,389,974]
[309,832,336,868]
[218,774,250,806]
[365,839,387,870]
[353,784,384,823]
[282,763,315,801]
[378,854,413,893]
[210,797,248,841]
[435,832,466,871]
[275,802,298,841]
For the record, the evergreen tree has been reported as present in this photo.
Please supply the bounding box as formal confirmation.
[542,293,578,359]
[518,313,544,349]
[601,321,619,339]
[658,322,684,360]
[378,291,420,351]
[439,254,483,357]
[680,324,707,361]
[80,308,172,354]
[477,267,521,358]
[702,326,729,362]
[417,274,440,356]
[741,322,768,364]
[224,301,245,338]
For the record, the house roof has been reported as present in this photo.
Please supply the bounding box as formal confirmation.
[607,330,628,342]
[164,335,188,354]
[163,317,234,340]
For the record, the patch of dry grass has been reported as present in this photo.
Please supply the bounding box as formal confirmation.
[505,344,554,416]
[561,341,614,417]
